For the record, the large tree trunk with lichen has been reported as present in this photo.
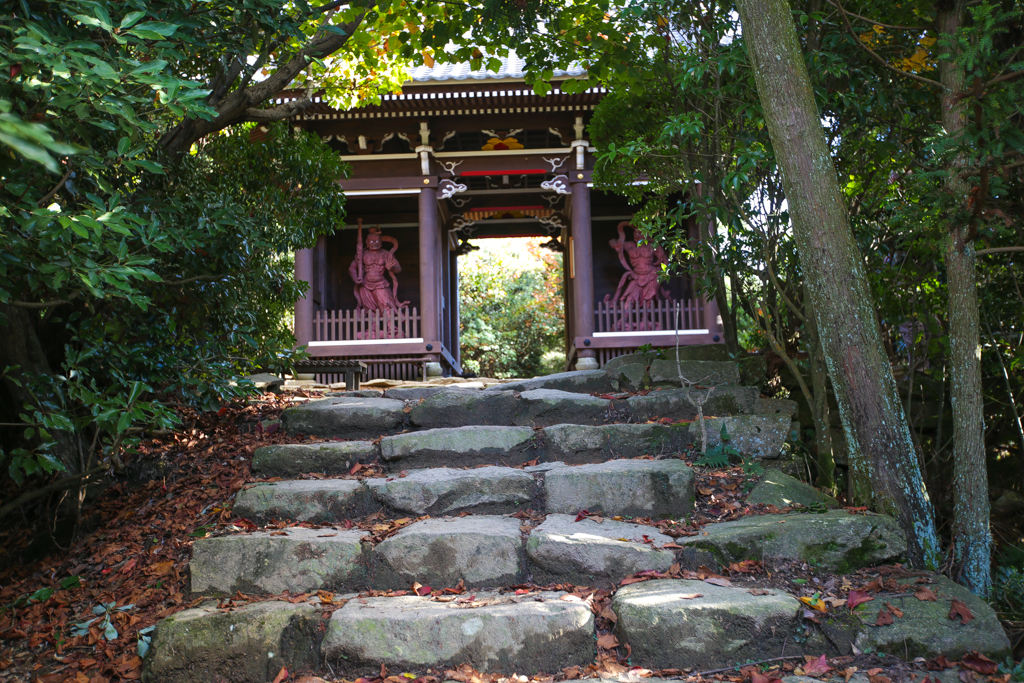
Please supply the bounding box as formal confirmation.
[734,0,939,568]
[938,0,991,595]
[803,286,835,490]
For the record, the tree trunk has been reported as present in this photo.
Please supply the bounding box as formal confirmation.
[938,0,991,595]
[734,0,939,567]
[803,285,835,490]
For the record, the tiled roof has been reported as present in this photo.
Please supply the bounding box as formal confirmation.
[407,52,585,83]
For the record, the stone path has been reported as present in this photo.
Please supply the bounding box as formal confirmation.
[143,350,1010,682]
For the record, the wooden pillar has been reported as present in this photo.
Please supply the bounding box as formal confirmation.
[570,179,597,370]
[294,247,314,348]
[418,186,441,368]
[449,248,461,366]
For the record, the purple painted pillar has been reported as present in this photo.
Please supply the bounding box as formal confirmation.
[571,179,597,369]
[419,186,441,366]
[294,247,314,348]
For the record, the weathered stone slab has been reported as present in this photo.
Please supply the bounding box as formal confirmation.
[486,370,614,395]
[190,528,367,595]
[854,576,1010,659]
[649,359,741,387]
[326,389,384,398]
[544,423,691,463]
[613,579,800,670]
[513,389,614,427]
[251,441,378,477]
[527,514,675,583]
[544,459,695,518]
[373,516,524,588]
[627,386,760,422]
[380,426,538,469]
[282,397,405,438]
[677,510,906,572]
[247,373,284,393]
[322,590,594,674]
[385,386,448,401]
[365,466,536,515]
[233,479,371,524]
[603,346,730,374]
[409,389,517,428]
[752,397,799,417]
[693,415,792,459]
[143,601,319,683]
[609,363,649,392]
[746,471,840,509]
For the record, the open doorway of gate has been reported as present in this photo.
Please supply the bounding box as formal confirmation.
[459,236,565,379]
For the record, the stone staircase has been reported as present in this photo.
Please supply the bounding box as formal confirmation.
[142,351,1011,683]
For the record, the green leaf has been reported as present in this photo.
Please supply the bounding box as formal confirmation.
[120,11,146,29]
[131,22,179,37]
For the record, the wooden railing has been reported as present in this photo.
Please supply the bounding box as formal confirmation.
[594,299,705,333]
[312,307,421,341]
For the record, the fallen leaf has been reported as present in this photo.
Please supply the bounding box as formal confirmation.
[949,599,974,624]
[884,602,904,618]
[960,652,998,675]
[748,588,771,596]
[915,586,938,601]
[697,487,714,496]
[597,633,620,649]
[574,510,590,522]
[802,654,831,676]
[843,667,858,682]
[272,666,289,683]
[562,666,582,680]
[875,605,895,626]
[800,595,828,613]
[847,590,875,609]
[704,577,732,587]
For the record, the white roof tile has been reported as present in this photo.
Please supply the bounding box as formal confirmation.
[407,51,585,83]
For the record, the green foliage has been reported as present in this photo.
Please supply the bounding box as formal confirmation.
[0,1,348,510]
[695,423,737,468]
[72,601,134,641]
[459,240,564,379]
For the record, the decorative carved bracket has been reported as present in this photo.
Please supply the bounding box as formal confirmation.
[438,178,468,200]
[541,175,572,195]
[538,213,567,235]
[439,159,464,175]
[451,214,477,234]
[542,156,569,174]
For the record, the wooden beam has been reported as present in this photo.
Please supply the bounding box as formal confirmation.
[574,333,719,349]
[419,184,441,363]
[570,176,596,366]
[305,340,443,357]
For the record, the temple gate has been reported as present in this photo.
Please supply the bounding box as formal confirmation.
[286,55,724,380]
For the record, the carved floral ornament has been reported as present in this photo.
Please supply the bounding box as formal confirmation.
[540,174,571,195]
[438,178,467,200]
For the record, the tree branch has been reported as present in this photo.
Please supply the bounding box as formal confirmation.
[36,166,73,208]
[975,246,1024,256]
[245,99,316,123]
[0,465,107,521]
[822,0,931,30]
[834,0,943,90]
[985,68,1024,90]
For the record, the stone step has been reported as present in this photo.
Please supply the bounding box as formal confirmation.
[543,459,695,518]
[373,516,524,588]
[365,466,537,516]
[147,574,1010,681]
[483,369,614,394]
[675,509,906,573]
[233,479,373,524]
[380,425,539,469]
[279,384,796,440]
[142,600,319,683]
[253,412,793,481]
[526,514,678,584]
[612,579,803,670]
[240,458,696,523]
[321,590,595,674]
[190,527,368,595]
[193,509,692,596]
[251,440,378,478]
